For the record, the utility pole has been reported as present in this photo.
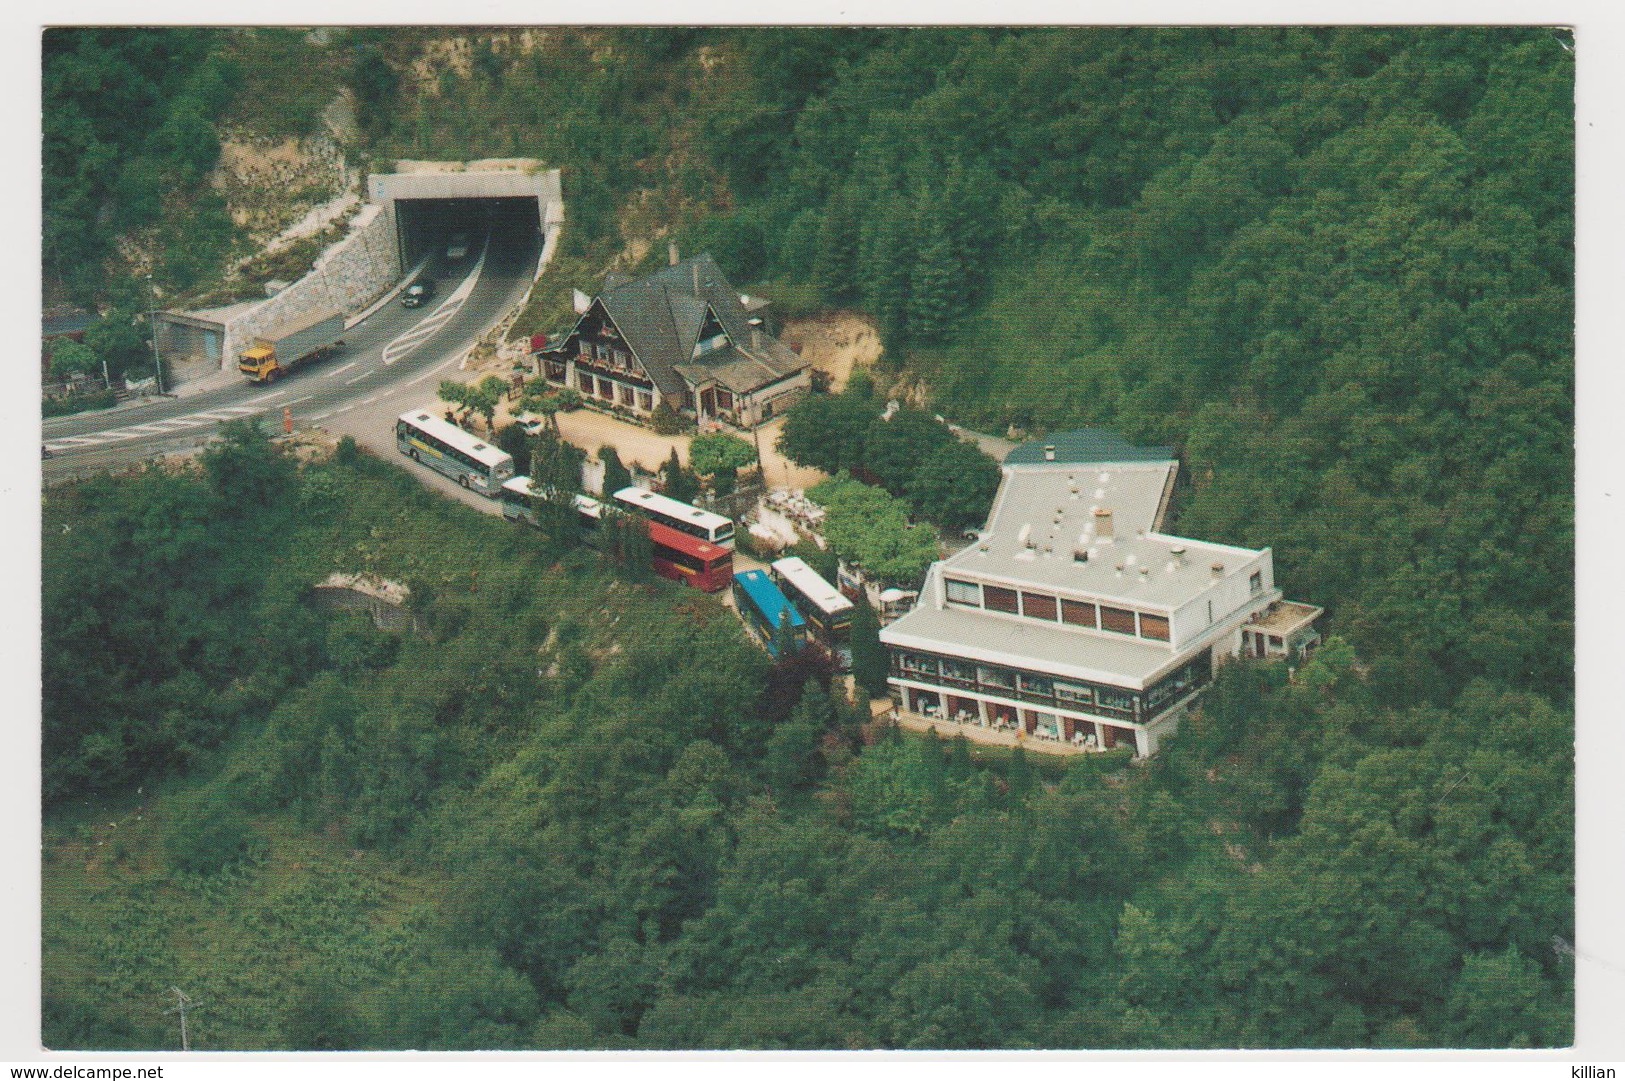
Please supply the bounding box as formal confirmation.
[145,274,165,395]
[163,986,201,1051]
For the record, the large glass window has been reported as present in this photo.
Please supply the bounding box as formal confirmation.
[1100,606,1137,635]
[1055,681,1094,705]
[1018,673,1055,700]
[983,585,1019,614]
[1061,598,1098,628]
[978,665,1014,690]
[899,652,939,677]
[1096,686,1135,714]
[1021,591,1058,621]
[945,578,982,606]
[941,658,978,684]
[1139,613,1171,641]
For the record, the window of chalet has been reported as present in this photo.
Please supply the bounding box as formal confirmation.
[637,391,653,412]
[1061,598,1098,628]
[1020,591,1058,621]
[1139,613,1171,641]
[983,585,1019,614]
[945,578,982,606]
[577,372,593,393]
[1100,606,1137,635]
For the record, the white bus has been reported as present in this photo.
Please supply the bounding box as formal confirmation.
[499,476,606,542]
[396,409,514,495]
[612,486,735,548]
[771,556,856,668]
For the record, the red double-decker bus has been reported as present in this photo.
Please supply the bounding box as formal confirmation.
[648,520,734,592]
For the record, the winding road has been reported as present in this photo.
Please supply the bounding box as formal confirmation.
[43,211,543,512]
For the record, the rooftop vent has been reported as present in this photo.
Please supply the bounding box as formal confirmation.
[1171,545,1186,559]
[1139,567,1150,580]
[1211,561,1225,578]
[1017,523,1033,549]
[1115,564,1125,578]
[1044,444,1056,461]
[1073,547,1089,564]
[1093,508,1114,541]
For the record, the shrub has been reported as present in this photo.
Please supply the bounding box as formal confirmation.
[163,787,261,875]
[650,401,689,435]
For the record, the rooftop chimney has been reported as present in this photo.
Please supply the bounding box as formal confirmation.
[1073,547,1089,564]
[1044,444,1056,461]
[1211,561,1225,578]
[669,240,679,266]
[1094,508,1114,541]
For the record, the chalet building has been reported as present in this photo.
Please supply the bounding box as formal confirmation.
[536,252,810,429]
[880,430,1321,758]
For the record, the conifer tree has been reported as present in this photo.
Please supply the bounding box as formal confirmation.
[849,593,889,700]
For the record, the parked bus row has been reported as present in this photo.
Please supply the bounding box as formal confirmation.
[398,410,848,663]
[498,476,734,592]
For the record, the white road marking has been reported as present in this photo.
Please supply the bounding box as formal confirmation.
[309,412,331,421]
[285,396,314,406]
[382,236,488,365]
[344,371,371,385]
[406,358,459,386]
[361,396,379,406]
[249,391,287,404]
[329,361,358,376]
[331,404,354,415]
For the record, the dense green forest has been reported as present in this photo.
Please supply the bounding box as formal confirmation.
[42,430,1572,1049]
[43,26,1573,1050]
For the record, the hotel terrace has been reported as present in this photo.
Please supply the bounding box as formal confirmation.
[880,430,1321,758]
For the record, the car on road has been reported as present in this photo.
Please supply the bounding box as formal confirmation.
[401,277,436,308]
[446,233,470,260]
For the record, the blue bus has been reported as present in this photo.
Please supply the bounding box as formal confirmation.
[731,569,807,658]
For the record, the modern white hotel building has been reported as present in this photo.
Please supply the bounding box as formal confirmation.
[880,431,1321,758]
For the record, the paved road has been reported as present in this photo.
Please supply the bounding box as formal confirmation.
[43,211,541,514]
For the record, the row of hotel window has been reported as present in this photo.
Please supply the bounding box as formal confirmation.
[582,341,632,369]
[891,649,1210,721]
[575,372,655,413]
[945,578,1171,641]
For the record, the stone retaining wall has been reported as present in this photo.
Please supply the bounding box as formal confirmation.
[218,203,401,367]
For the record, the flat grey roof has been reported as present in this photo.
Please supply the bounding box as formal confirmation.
[1003,429,1175,466]
[883,601,1183,688]
[949,462,1262,609]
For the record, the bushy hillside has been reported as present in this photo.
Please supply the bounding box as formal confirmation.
[43,431,1571,1049]
[41,27,1574,1051]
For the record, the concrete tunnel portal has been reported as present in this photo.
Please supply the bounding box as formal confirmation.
[153,164,562,381]
[368,164,563,278]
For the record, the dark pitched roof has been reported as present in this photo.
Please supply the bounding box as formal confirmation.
[593,253,805,398]
[1003,429,1176,466]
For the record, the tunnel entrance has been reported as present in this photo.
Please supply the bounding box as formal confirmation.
[367,162,563,281]
[392,196,543,273]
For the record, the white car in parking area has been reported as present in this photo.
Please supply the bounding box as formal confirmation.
[446,232,470,260]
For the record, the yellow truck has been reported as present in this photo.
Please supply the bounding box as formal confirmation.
[237,309,346,383]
